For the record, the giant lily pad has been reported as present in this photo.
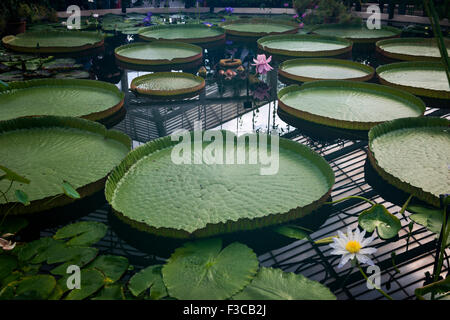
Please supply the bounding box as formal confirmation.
[278,81,425,130]
[257,34,352,58]
[313,24,401,43]
[376,61,450,100]
[162,239,258,300]
[0,116,131,215]
[139,24,225,44]
[278,58,374,83]
[115,41,203,66]
[232,267,336,300]
[105,131,334,238]
[368,117,450,207]
[376,37,450,62]
[0,79,125,122]
[220,18,298,38]
[2,31,105,54]
[130,72,205,98]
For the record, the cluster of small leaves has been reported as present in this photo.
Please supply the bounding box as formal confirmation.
[0,221,336,300]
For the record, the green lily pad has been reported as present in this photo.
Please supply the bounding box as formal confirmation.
[376,37,450,62]
[0,255,18,281]
[0,275,56,300]
[87,255,129,283]
[368,117,450,207]
[220,18,298,38]
[128,265,168,300]
[49,247,99,275]
[42,58,82,71]
[0,116,131,215]
[2,31,105,54]
[408,205,450,246]
[233,267,336,300]
[106,131,334,238]
[358,204,401,239]
[139,24,225,44]
[48,283,65,300]
[313,24,401,43]
[91,284,125,300]
[53,221,108,246]
[53,70,90,79]
[63,268,106,300]
[17,237,62,264]
[162,239,259,300]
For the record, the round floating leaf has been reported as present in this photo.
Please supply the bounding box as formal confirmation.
[0,255,18,282]
[128,265,167,300]
[53,221,108,246]
[358,204,401,239]
[91,284,125,300]
[48,283,64,300]
[162,239,258,300]
[233,267,336,300]
[49,246,99,276]
[64,268,106,300]
[0,275,56,300]
[408,205,449,246]
[87,255,129,283]
[17,237,62,264]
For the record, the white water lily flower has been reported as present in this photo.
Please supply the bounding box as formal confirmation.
[329,227,377,268]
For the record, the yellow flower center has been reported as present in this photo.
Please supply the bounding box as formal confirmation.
[345,240,361,254]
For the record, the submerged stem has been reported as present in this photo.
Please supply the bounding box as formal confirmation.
[357,261,394,300]
[326,195,376,206]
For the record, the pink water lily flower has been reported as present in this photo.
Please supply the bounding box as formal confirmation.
[0,233,16,251]
[252,54,273,75]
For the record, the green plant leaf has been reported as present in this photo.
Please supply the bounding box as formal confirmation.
[14,190,30,206]
[415,276,450,300]
[63,268,106,300]
[128,265,167,300]
[48,283,65,300]
[91,284,125,300]
[0,165,30,184]
[358,204,401,239]
[53,221,108,246]
[273,224,310,240]
[87,255,129,283]
[61,181,80,199]
[17,237,62,264]
[162,239,259,300]
[232,267,336,300]
[0,275,56,300]
[408,205,449,246]
[49,247,99,276]
[0,255,18,282]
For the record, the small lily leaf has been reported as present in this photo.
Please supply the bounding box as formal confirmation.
[91,284,125,300]
[53,221,108,246]
[0,275,56,300]
[87,255,129,283]
[0,165,30,184]
[62,181,80,199]
[17,237,62,264]
[273,225,310,240]
[128,265,167,300]
[14,190,30,206]
[232,267,336,300]
[62,268,106,300]
[408,205,449,246]
[358,204,401,239]
[0,255,18,282]
[49,246,99,276]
